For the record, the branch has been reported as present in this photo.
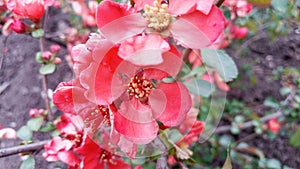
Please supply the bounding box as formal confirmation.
[0,140,50,158]
[214,91,296,134]
[215,0,225,7]
[39,9,53,120]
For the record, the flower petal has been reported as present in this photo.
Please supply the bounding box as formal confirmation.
[118,34,170,66]
[96,0,147,43]
[196,0,214,15]
[114,102,158,144]
[168,0,197,15]
[108,159,132,169]
[149,82,191,127]
[169,6,225,49]
[143,44,182,80]
[57,151,81,167]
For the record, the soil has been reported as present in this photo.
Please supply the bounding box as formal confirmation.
[0,7,300,169]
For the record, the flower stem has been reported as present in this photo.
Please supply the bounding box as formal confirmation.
[39,9,52,120]
[0,140,50,158]
[215,0,225,7]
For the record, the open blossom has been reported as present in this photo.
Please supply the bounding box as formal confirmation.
[70,0,97,27]
[224,0,252,19]
[70,33,192,144]
[96,0,225,49]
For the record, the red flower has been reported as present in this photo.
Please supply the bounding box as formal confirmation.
[96,0,225,49]
[9,19,26,33]
[43,137,81,167]
[268,118,281,134]
[76,136,131,169]
[73,34,192,144]
[6,0,46,20]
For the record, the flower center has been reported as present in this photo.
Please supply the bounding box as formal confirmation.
[84,105,111,132]
[143,0,171,32]
[127,75,153,100]
[99,149,117,164]
[64,132,83,148]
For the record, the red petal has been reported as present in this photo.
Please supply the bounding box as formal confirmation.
[114,101,158,144]
[96,0,147,43]
[169,6,225,49]
[149,82,192,127]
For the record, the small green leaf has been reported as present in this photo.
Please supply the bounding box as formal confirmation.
[39,64,56,75]
[183,79,215,97]
[266,158,281,169]
[222,146,232,169]
[27,117,44,131]
[271,0,290,13]
[290,127,300,147]
[40,122,55,132]
[263,97,279,109]
[35,52,43,64]
[201,48,238,82]
[20,156,35,169]
[17,126,32,141]
[31,29,44,38]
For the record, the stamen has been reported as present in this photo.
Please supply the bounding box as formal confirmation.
[143,0,171,32]
[127,75,153,100]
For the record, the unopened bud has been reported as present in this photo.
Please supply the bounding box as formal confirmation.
[42,51,52,60]
[53,57,62,65]
[49,45,61,53]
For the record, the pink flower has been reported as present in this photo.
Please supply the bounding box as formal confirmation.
[43,137,81,167]
[268,118,281,134]
[73,34,192,144]
[96,0,225,49]
[224,0,252,19]
[6,0,45,20]
[0,127,17,139]
[230,25,248,39]
[71,0,97,27]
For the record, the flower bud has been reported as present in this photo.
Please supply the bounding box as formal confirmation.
[49,45,61,53]
[53,57,62,65]
[268,118,281,134]
[42,51,52,61]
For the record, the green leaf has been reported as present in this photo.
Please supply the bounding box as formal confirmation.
[201,48,238,82]
[266,158,281,169]
[20,156,35,169]
[31,29,44,38]
[222,147,232,169]
[263,97,279,109]
[40,122,55,132]
[183,79,215,97]
[290,126,300,147]
[35,52,43,64]
[39,64,56,75]
[271,0,290,13]
[17,126,32,141]
[26,117,44,131]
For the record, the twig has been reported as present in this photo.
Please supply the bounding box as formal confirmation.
[0,36,8,70]
[214,91,296,134]
[215,0,225,7]
[39,9,53,120]
[0,140,50,158]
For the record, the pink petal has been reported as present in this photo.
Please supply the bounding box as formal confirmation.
[168,0,197,15]
[80,46,126,105]
[58,151,81,166]
[143,45,182,80]
[114,103,158,144]
[117,135,138,159]
[118,34,170,66]
[133,0,154,11]
[169,6,225,49]
[96,0,147,43]
[196,0,214,15]
[149,82,191,127]
[0,128,16,139]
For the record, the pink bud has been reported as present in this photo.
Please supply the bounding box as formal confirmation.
[10,19,26,34]
[42,51,52,60]
[29,108,46,117]
[49,45,61,53]
[53,57,62,65]
[268,118,281,134]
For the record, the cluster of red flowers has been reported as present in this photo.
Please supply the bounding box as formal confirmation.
[49,0,225,168]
